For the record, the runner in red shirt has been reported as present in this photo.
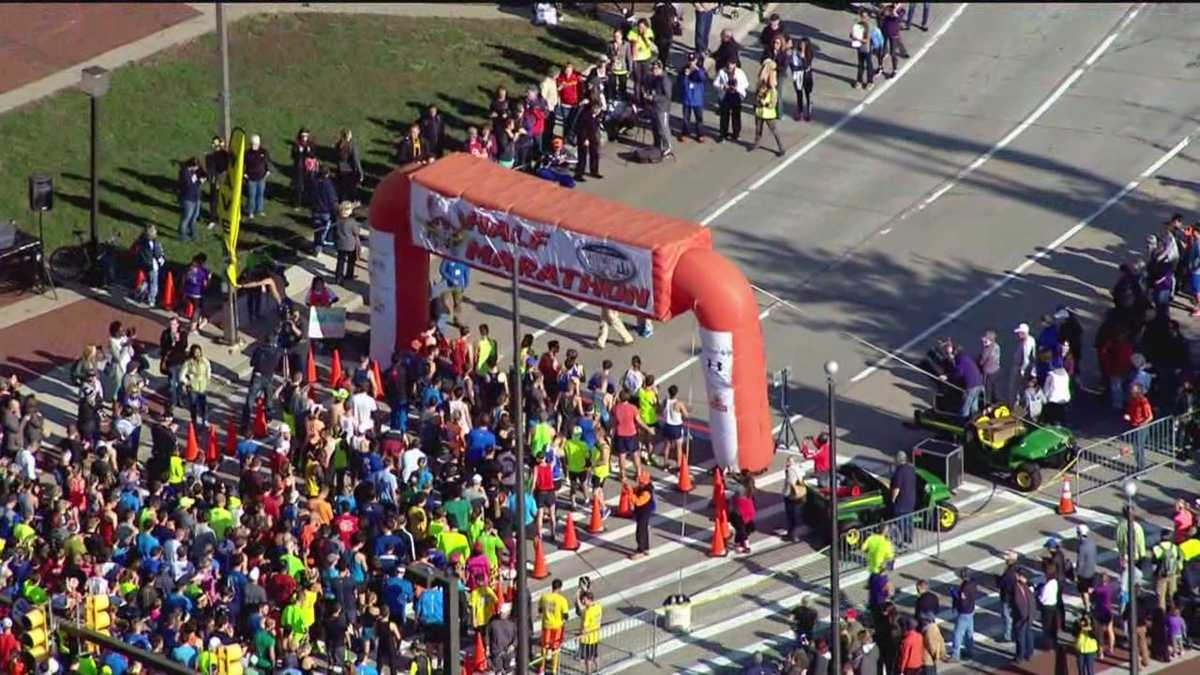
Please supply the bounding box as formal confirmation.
[611,391,651,482]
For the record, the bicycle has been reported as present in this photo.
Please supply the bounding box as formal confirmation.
[49,229,117,283]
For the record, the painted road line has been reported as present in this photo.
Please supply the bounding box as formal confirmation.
[851,129,1194,385]
[603,503,1054,673]
[680,516,1121,674]
[534,5,969,338]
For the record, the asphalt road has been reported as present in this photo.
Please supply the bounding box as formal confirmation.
[425,3,1200,673]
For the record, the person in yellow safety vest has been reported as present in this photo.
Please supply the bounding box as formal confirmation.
[862,530,895,575]
[577,591,603,675]
[196,637,221,674]
[1075,616,1099,675]
[590,439,612,515]
[627,18,657,104]
[751,63,784,156]
[564,427,592,508]
[409,641,434,675]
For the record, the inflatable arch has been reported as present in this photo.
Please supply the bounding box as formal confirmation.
[368,154,773,472]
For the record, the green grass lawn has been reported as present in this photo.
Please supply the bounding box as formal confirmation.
[0,11,608,274]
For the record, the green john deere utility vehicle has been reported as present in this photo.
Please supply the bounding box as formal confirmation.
[803,458,959,548]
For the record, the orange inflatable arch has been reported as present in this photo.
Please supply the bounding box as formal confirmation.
[368,154,773,472]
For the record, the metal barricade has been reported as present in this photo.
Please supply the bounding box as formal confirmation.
[835,504,943,574]
[1073,415,1177,502]
[554,606,666,674]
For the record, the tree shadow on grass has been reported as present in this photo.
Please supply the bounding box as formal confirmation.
[55,191,154,230]
[62,171,178,214]
[486,43,558,85]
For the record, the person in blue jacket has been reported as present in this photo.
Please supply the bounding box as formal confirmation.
[440,258,471,325]
[678,52,708,142]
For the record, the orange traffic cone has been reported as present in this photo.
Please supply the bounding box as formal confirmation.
[471,631,488,672]
[531,536,550,580]
[225,418,238,457]
[588,493,605,534]
[709,513,728,557]
[162,271,176,311]
[561,511,580,551]
[184,299,195,319]
[184,422,199,462]
[616,484,634,518]
[252,400,269,439]
[720,508,733,540]
[133,269,146,295]
[678,453,694,493]
[1058,478,1076,515]
[329,349,343,389]
[205,425,220,465]
[371,360,386,401]
[305,345,318,385]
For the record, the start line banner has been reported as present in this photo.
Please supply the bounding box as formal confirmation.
[409,183,657,317]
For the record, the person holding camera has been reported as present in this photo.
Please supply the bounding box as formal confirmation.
[714,59,749,143]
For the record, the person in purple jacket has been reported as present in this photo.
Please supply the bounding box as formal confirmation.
[945,344,984,420]
[881,3,910,78]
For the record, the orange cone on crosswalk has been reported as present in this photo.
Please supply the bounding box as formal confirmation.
[162,271,176,311]
[205,425,220,465]
[184,422,199,462]
[225,418,238,457]
[561,511,580,551]
[677,453,694,493]
[531,536,550,579]
[588,493,605,534]
[471,631,488,672]
[133,269,146,295]
[329,349,343,389]
[1058,478,1076,515]
[709,512,729,557]
[616,483,634,518]
[305,345,318,385]
[371,360,386,401]
[252,400,269,439]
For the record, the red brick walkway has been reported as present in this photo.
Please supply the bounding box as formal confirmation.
[0,3,198,94]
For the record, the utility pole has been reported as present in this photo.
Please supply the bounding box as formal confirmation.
[511,255,530,674]
[825,360,841,675]
[216,2,238,347]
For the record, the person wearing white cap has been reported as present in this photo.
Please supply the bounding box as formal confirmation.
[1076,524,1097,613]
[1009,323,1036,403]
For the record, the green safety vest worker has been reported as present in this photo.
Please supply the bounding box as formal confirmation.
[755,88,779,121]
[861,532,895,575]
[480,531,505,572]
[168,454,186,485]
[281,553,306,579]
[439,529,470,561]
[1153,539,1181,578]
[628,26,656,62]
[565,435,590,474]
[209,506,234,539]
[282,601,308,639]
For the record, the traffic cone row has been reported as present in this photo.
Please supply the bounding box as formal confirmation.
[588,492,605,534]
[162,271,176,311]
[709,508,729,557]
[1058,478,1076,515]
[305,345,318,385]
[252,399,269,438]
[561,511,580,551]
[677,452,694,493]
[225,418,238,457]
[531,537,550,579]
[329,348,343,389]
[371,359,386,401]
[184,422,199,462]
[205,425,220,465]
[616,484,634,518]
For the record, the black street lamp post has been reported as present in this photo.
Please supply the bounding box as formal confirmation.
[80,65,111,270]
[825,359,841,675]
